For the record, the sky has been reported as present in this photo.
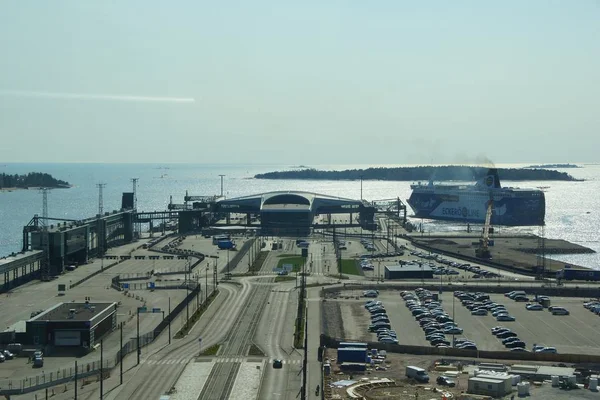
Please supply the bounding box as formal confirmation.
[0,1,599,165]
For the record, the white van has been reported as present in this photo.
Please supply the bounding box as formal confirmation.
[406,365,429,382]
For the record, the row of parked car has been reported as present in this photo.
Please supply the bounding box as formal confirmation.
[402,289,475,350]
[409,251,501,279]
[365,300,398,344]
[504,291,569,315]
[360,239,376,252]
[490,326,527,351]
[584,301,600,314]
[455,291,516,321]
[360,258,375,271]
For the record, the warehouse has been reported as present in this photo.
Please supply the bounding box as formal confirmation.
[26,301,117,352]
[384,264,433,280]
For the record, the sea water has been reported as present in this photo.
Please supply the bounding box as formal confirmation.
[1,162,599,269]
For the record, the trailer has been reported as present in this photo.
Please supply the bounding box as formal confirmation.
[557,268,600,281]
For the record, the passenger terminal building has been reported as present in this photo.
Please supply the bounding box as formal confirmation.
[26,301,117,349]
[215,191,376,236]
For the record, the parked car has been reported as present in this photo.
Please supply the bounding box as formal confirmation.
[497,331,517,339]
[506,340,527,349]
[456,343,478,350]
[33,356,43,368]
[526,303,543,311]
[501,337,521,345]
[443,327,463,335]
[2,350,14,360]
[496,314,516,321]
[471,309,488,316]
[551,307,570,315]
[534,347,557,354]
[437,376,456,387]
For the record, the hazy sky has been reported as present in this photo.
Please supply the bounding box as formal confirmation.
[1,1,598,164]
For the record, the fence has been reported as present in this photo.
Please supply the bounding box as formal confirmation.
[320,334,600,365]
[0,284,207,396]
[325,282,600,298]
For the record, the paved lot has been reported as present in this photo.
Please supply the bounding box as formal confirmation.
[328,289,600,356]
[440,292,600,356]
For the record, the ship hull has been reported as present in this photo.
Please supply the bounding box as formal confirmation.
[407,190,545,226]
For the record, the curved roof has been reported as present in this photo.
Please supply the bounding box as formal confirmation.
[216,191,363,212]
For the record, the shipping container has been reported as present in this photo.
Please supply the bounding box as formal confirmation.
[337,347,367,363]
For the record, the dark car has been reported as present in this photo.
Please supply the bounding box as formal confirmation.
[456,344,478,350]
[272,359,283,369]
[437,376,456,387]
[430,338,451,346]
[506,340,527,349]
[497,331,517,339]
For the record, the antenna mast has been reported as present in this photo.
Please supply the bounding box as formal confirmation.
[96,183,106,215]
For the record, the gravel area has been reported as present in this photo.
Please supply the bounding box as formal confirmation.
[229,361,263,400]
[322,301,345,339]
[170,360,214,400]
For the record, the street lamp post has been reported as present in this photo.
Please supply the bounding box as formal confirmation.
[452,294,456,347]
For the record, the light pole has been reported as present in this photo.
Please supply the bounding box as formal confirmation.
[452,294,456,347]
[136,308,140,365]
[360,174,363,200]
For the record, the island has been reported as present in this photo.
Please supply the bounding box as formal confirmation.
[0,172,71,190]
[525,163,582,169]
[254,166,579,182]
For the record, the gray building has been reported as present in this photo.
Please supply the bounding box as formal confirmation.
[26,301,117,351]
[384,264,433,280]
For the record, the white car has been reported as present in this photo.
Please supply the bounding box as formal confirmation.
[526,303,543,311]
[534,346,557,354]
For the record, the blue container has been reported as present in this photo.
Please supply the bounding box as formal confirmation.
[337,347,367,363]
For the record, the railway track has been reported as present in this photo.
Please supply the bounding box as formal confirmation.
[198,277,273,400]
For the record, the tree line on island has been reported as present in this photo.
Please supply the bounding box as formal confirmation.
[0,172,70,189]
[255,166,579,181]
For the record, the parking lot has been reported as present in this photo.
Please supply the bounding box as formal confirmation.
[326,289,600,356]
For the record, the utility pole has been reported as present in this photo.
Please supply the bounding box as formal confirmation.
[136,308,140,365]
[96,183,106,215]
[168,297,171,345]
[120,323,123,385]
[218,174,225,197]
[74,360,78,399]
[100,339,104,399]
[131,178,139,238]
[360,174,363,201]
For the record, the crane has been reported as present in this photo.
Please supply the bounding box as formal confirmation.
[476,199,493,259]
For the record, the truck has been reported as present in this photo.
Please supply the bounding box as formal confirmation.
[556,268,600,281]
[217,240,236,250]
[406,365,429,383]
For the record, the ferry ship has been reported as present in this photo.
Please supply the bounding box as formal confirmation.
[407,169,545,226]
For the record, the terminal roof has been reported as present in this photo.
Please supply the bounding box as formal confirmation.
[29,302,115,322]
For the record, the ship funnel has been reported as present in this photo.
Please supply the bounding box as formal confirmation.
[478,169,501,189]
